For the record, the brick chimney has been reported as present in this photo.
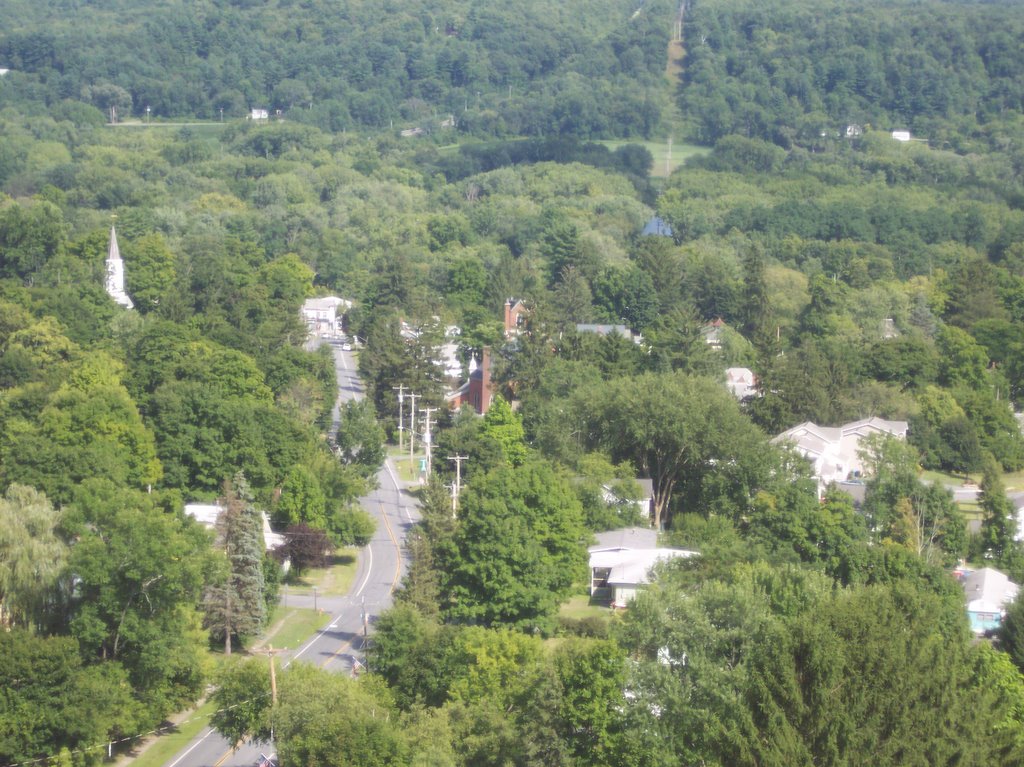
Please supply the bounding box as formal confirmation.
[504,299,513,336]
[480,345,492,414]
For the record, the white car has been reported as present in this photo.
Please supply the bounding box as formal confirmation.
[341,343,352,351]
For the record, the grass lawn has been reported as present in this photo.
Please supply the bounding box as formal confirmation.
[559,594,614,622]
[596,139,709,177]
[120,698,218,767]
[1001,470,1024,491]
[387,448,424,483]
[285,547,359,597]
[255,606,331,653]
[920,469,979,486]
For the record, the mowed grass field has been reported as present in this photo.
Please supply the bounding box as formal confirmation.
[597,139,709,177]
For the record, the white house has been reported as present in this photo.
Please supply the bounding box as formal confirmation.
[772,417,908,495]
[301,296,351,336]
[600,480,655,521]
[588,528,697,608]
[184,503,285,552]
[701,318,726,350]
[962,567,1019,635]
[250,108,269,120]
[724,367,756,400]
[891,130,911,142]
[1009,492,1024,543]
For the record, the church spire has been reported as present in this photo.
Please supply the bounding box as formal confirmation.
[105,224,134,309]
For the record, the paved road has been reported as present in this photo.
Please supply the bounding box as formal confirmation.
[161,338,418,767]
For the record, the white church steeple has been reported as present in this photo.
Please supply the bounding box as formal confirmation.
[105,225,134,309]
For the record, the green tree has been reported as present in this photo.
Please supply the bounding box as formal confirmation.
[555,638,627,765]
[480,394,528,466]
[440,460,586,629]
[999,596,1024,674]
[210,656,274,745]
[0,199,66,282]
[334,399,386,475]
[274,464,327,529]
[0,354,163,504]
[861,434,966,564]
[0,629,139,766]
[273,664,409,767]
[123,232,176,313]
[580,372,770,528]
[643,304,718,375]
[730,583,1014,767]
[746,481,868,574]
[204,474,267,654]
[0,484,66,631]
[67,480,212,724]
[980,455,1018,561]
[367,604,451,709]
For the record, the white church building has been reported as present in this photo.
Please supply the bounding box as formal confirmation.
[105,225,134,309]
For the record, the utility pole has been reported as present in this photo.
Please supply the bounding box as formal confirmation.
[268,644,279,705]
[448,481,458,516]
[392,384,407,450]
[407,392,420,467]
[447,454,468,515]
[253,645,282,705]
[420,407,438,476]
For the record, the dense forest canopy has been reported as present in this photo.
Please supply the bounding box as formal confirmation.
[0,0,672,138]
[680,0,1024,149]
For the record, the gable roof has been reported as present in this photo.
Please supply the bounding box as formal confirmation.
[575,323,633,339]
[184,503,284,552]
[589,548,697,587]
[963,567,1019,614]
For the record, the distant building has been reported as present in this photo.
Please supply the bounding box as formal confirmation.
[772,417,909,496]
[575,323,641,343]
[467,346,494,415]
[701,318,727,350]
[601,479,655,521]
[724,367,757,400]
[437,330,464,381]
[589,528,698,608]
[504,298,529,338]
[184,503,285,552]
[845,124,863,138]
[399,127,424,137]
[0,69,9,76]
[105,226,134,309]
[301,296,351,336]
[250,108,269,120]
[891,130,911,142]
[962,567,1018,635]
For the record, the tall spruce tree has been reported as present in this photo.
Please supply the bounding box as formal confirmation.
[980,454,1018,561]
[204,473,266,654]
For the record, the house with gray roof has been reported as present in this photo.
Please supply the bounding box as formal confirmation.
[588,528,697,608]
[772,417,908,496]
[962,567,1018,635]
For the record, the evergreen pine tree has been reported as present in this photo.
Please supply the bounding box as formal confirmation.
[980,455,1018,561]
[204,473,267,654]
